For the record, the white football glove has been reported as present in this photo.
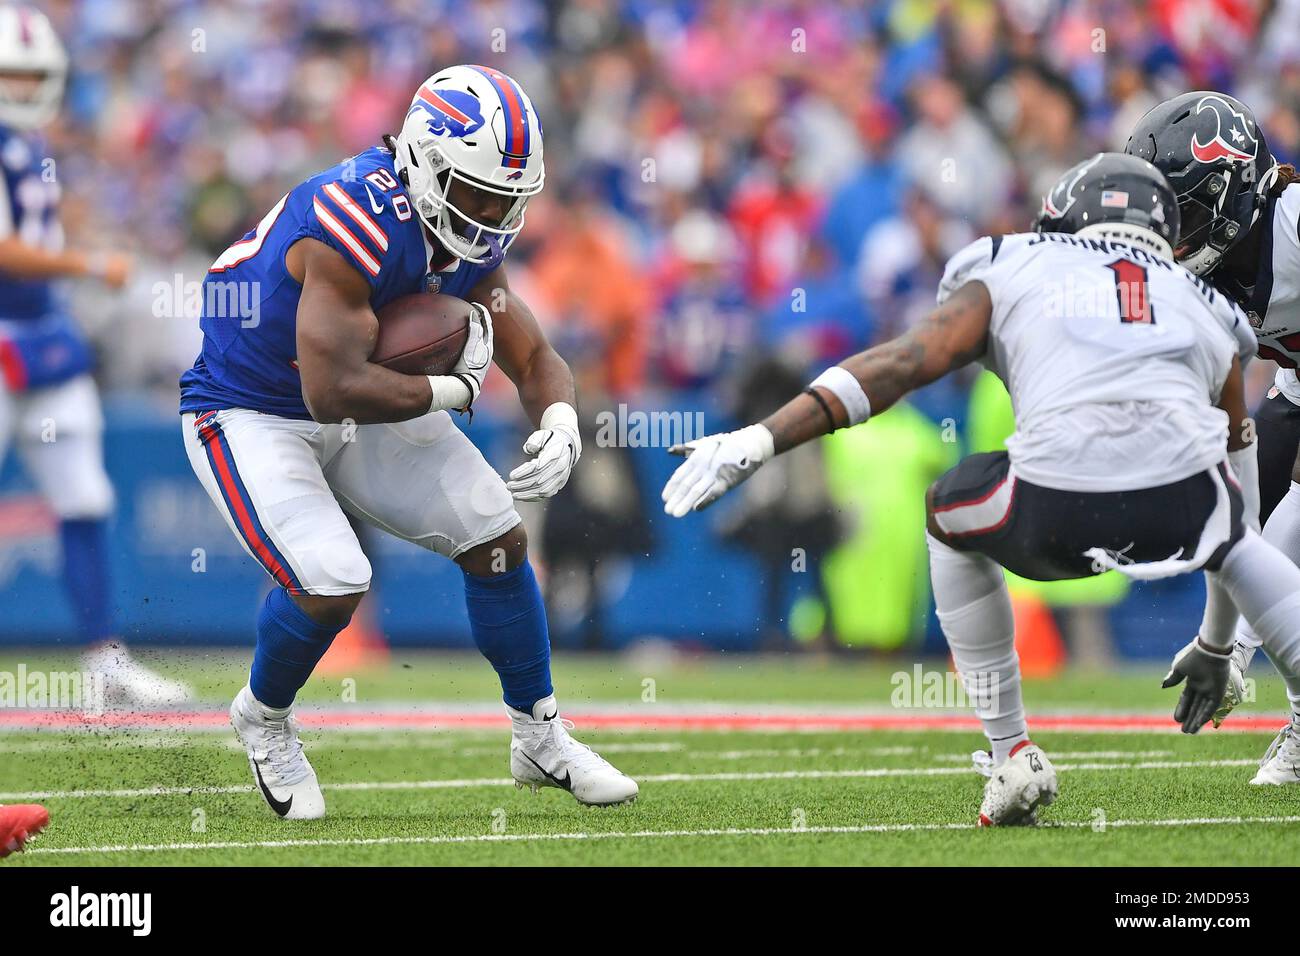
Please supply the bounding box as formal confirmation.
[450,302,494,407]
[661,424,774,517]
[506,402,581,501]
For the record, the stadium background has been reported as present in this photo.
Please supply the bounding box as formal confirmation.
[2,0,1297,660]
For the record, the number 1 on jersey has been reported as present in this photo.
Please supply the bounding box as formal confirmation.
[1106,260,1154,325]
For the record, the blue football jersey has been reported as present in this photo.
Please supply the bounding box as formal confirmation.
[0,123,62,322]
[179,145,506,419]
[0,123,93,392]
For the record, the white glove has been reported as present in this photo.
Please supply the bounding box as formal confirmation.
[450,302,494,407]
[506,402,581,501]
[661,424,774,517]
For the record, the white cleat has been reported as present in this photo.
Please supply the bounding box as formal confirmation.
[84,642,193,709]
[1250,724,1300,786]
[978,741,1058,827]
[508,695,639,807]
[1211,642,1254,728]
[229,686,325,820]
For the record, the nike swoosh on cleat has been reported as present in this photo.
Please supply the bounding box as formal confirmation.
[253,761,294,817]
[520,751,572,792]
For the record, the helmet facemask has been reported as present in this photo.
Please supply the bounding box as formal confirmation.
[397,120,543,267]
[0,68,61,128]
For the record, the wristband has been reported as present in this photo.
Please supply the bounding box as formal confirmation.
[803,387,837,432]
[808,366,871,426]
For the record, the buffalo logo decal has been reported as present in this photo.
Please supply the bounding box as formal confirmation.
[410,85,486,139]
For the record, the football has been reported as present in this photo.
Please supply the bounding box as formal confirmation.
[370,292,473,376]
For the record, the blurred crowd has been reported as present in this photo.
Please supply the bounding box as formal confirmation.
[42,0,1298,402]
[31,0,1300,648]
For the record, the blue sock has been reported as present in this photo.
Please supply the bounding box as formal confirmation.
[60,518,114,644]
[250,588,346,708]
[463,559,553,714]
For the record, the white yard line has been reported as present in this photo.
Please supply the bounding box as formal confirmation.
[0,758,1259,802]
[25,814,1300,857]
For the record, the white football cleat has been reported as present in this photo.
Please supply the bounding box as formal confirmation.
[84,642,193,709]
[229,686,325,820]
[508,695,639,806]
[1211,642,1254,728]
[1250,724,1300,786]
[978,741,1058,827]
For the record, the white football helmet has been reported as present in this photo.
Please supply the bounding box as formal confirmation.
[0,6,66,130]
[393,64,545,265]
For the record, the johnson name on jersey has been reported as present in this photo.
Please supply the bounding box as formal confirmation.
[938,231,1255,492]
[179,144,506,419]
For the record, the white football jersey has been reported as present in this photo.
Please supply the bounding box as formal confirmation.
[939,231,1256,492]
[1245,185,1300,402]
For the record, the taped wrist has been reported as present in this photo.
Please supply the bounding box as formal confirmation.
[427,374,474,415]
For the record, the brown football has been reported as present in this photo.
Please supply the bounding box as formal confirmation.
[371,293,473,376]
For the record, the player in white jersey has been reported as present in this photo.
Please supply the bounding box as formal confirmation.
[662,153,1300,825]
[1129,93,1300,780]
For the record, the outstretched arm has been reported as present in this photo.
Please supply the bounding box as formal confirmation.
[765,280,992,453]
[0,237,131,286]
[662,280,992,516]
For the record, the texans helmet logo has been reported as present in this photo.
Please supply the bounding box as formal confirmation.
[1190,94,1258,165]
[411,84,486,139]
[1041,153,1103,219]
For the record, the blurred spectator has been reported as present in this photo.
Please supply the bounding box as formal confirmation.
[30,0,1292,652]
[653,210,750,389]
[895,72,1013,225]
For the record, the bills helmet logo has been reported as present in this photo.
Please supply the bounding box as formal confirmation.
[1190,95,1258,165]
[1040,153,1103,220]
[410,85,486,139]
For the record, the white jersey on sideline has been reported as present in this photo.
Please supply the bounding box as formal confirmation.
[938,231,1256,493]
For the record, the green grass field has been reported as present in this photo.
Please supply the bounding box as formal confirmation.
[1,649,1297,866]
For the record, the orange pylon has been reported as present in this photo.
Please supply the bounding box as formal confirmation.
[317,594,390,674]
[1009,591,1067,678]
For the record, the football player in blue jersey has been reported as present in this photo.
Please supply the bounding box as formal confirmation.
[180,65,638,817]
[0,6,190,706]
